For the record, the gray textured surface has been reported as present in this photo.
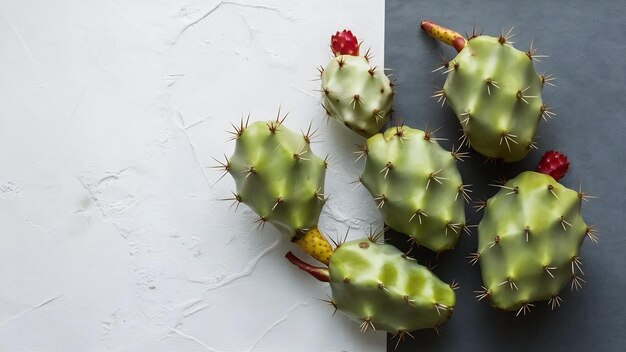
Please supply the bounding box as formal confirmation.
[384,1,626,351]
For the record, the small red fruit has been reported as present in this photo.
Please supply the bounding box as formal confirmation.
[537,151,569,181]
[331,30,359,56]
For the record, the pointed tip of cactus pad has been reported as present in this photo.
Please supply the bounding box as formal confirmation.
[331,30,359,56]
[537,150,569,181]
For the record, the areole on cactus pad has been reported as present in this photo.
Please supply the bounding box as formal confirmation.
[421,20,555,162]
[320,30,394,138]
[473,151,596,314]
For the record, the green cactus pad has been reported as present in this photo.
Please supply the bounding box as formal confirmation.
[321,55,393,137]
[442,35,547,161]
[227,120,327,239]
[328,239,455,332]
[360,126,467,252]
[477,171,588,312]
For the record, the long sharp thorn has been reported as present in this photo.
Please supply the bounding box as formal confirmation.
[349,177,363,190]
[549,296,563,310]
[445,222,460,236]
[354,144,368,163]
[544,266,557,278]
[571,275,586,291]
[442,65,456,74]
[458,130,471,148]
[541,104,556,121]
[474,286,490,301]
[489,183,515,191]
[500,278,517,290]
[586,225,599,243]
[220,191,243,211]
[338,227,350,247]
[460,111,472,125]
[272,197,283,211]
[578,184,596,202]
[392,330,414,350]
[359,318,375,333]
[302,121,319,144]
[516,303,534,317]
[432,54,449,73]
[467,252,480,266]
[374,194,386,209]
[572,256,584,275]
[314,187,326,202]
[328,235,339,248]
[408,209,427,224]
[457,184,473,203]
[499,133,518,152]
[368,226,385,243]
[541,73,557,87]
[434,303,449,316]
[560,216,572,231]
[433,326,441,335]
[253,216,267,231]
[474,198,487,212]
[432,89,447,107]
[462,223,475,236]
[320,295,338,317]
[451,144,469,161]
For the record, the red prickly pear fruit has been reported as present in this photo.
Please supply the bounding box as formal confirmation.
[331,30,359,56]
[537,151,569,181]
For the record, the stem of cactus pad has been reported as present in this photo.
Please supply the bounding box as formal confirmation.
[420,20,466,52]
[537,151,570,181]
[293,226,333,265]
[285,252,330,282]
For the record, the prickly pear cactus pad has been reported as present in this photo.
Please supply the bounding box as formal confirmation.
[221,116,333,264]
[422,20,556,161]
[285,234,456,339]
[328,239,455,334]
[320,30,394,137]
[474,170,592,314]
[359,126,468,252]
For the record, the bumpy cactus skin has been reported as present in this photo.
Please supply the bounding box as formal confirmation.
[328,238,455,332]
[360,126,467,252]
[228,120,326,239]
[477,172,588,312]
[443,35,546,161]
[321,55,393,138]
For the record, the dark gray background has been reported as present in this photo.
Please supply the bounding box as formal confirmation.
[384,1,625,351]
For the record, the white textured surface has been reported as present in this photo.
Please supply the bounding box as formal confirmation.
[0,1,385,351]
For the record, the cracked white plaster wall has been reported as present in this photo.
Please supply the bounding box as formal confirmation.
[1,0,385,351]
